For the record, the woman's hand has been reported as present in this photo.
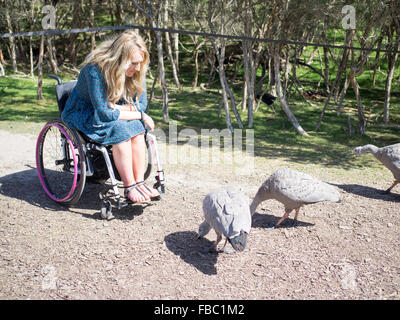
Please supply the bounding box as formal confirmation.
[142,113,155,131]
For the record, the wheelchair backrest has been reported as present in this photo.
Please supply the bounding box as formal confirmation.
[55,80,77,115]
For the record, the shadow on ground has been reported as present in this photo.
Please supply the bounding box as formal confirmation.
[0,167,146,220]
[164,231,219,275]
[251,211,315,229]
[332,183,400,202]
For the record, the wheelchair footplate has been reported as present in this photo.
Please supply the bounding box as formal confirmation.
[98,171,165,220]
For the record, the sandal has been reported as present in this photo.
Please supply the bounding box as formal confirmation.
[136,181,161,201]
[123,184,150,203]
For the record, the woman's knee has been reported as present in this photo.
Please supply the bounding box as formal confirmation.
[131,133,145,146]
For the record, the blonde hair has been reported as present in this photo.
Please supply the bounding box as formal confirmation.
[82,30,149,104]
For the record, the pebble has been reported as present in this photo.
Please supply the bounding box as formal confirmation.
[387,223,393,228]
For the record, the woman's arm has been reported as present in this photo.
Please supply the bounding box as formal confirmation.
[118,110,155,131]
[118,110,142,120]
[110,102,135,112]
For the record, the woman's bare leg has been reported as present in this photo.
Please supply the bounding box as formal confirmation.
[130,133,146,182]
[112,140,148,202]
[131,133,159,198]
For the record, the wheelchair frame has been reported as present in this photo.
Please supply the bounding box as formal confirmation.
[36,75,165,219]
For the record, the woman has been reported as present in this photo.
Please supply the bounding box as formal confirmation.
[62,30,159,203]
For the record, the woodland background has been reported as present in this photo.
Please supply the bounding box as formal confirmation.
[0,0,399,149]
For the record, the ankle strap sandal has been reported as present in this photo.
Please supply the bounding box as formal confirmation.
[123,183,150,203]
[136,181,161,201]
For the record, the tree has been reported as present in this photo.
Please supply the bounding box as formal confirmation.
[383,0,400,123]
[37,35,45,100]
[163,0,180,88]
[4,0,17,72]
[183,0,243,132]
[133,0,169,122]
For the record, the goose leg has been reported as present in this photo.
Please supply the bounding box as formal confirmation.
[383,180,399,194]
[274,209,293,228]
[221,237,228,250]
[212,233,222,252]
[220,238,234,254]
[292,208,301,227]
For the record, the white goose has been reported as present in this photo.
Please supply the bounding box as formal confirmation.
[354,143,400,194]
[250,168,340,228]
[198,187,251,252]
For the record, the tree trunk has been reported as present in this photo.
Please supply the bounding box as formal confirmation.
[69,0,82,65]
[0,46,5,76]
[29,37,34,79]
[115,0,122,26]
[171,0,179,72]
[164,0,180,88]
[268,56,276,96]
[89,0,96,51]
[323,46,330,93]
[248,51,258,128]
[372,34,384,87]
[242,40,250,115]
[5,2,17,73]
[218,69,234,133]
[384,3,400,123]
[192,42,202,88]
[273,49,308,136]
[158,32,169,122]
[223,71,243,129]
[317,30,354,129]
[337,71,350,115]
[37,36,45,100]
[133,0,169,122]
[213,39,233,132]
[350,69,366,135]
[47,37,59,74]
[0,46,4,65]
[332,30,354,103]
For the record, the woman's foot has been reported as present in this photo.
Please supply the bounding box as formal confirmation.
[136,181,160,200]
[124,184,150,203]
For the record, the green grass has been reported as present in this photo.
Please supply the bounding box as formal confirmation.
[1,45,399,172]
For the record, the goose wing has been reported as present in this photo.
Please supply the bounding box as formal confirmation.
[380,144,400,171]
[203,188,251,239]
[271,168,340,204]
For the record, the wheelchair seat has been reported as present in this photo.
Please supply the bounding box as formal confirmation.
[50,76,106,146]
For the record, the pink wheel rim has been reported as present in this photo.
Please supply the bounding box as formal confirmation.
[36,122,78,202]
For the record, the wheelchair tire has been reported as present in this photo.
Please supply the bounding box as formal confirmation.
[36,119,86,206]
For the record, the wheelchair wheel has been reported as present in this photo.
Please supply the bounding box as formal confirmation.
[36,120,86,206]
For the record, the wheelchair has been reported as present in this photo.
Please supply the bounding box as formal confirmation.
[35,75,165,219]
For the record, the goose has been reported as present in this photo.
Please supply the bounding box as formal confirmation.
[250,168,340,228]
[354,143,400,194]
[198,187,251,253]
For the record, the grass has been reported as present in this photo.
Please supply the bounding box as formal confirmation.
[0,44,399,172]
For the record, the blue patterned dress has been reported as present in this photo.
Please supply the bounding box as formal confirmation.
[61,63,147,145]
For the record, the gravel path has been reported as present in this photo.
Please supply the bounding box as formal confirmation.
[0,129,399,300]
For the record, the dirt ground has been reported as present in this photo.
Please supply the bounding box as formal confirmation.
[0,128,399,300]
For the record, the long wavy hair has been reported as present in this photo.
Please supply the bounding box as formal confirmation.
[82,30,149,104]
